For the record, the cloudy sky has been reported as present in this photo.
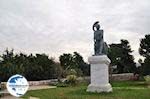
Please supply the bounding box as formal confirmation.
[0,0,150,62]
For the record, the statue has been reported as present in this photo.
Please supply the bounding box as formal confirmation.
[93,21,108,55]
[87,21,112,93]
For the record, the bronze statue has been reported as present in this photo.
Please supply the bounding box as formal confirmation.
[93,21,108,55]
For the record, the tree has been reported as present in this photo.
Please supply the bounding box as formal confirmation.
[139,34,150,75]
[139,34,150,57]
[0,49,60,81]
[73,52,90,76]
[142,56,150,75]
[108,39,136,73]
[0,49,25,81]
[59,52,90,76]
[24,54,60,80]
[59,53,74,70]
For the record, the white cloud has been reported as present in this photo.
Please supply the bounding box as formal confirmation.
[0,0,150,62]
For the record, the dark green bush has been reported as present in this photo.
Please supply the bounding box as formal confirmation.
[0,49,61,81]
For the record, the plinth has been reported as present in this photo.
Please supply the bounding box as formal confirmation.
[87,55,112,93]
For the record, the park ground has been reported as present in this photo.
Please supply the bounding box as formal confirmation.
[22,81,150,99]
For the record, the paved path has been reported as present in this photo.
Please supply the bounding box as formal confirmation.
[1,96,23,99]
[1,85,56,99]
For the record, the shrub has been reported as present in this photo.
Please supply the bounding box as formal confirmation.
[0,49,60,81]
[66,75,77,86]
[56,82,68,87]
[75,68,83,77]
[144,75,150,85]
[67,69,77,75]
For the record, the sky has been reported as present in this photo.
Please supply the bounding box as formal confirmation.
[0,0,150,62]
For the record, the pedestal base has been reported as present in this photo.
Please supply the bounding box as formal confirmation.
[87,83,112,93]
[86,55,112,93]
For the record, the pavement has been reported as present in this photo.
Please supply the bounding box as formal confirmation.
[0,85,56,99]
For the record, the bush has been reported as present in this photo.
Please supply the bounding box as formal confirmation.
[75,68,83,77]
[67,69,77,75]
[0,49,61,81]
[66,75,77,86]
[56,82,68,87]
[144,75,150,85]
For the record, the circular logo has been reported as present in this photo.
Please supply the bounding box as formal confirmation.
[6,74,29,97]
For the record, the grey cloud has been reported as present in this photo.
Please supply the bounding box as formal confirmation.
[0,0,149,62]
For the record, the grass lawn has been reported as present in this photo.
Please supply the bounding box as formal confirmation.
[22,81,150,99]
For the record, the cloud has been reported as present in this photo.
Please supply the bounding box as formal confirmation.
[0,0,150,62]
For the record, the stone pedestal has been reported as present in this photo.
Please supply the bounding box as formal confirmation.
[87,55,112,93]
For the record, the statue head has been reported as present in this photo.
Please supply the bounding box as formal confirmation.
[93,21,100,31]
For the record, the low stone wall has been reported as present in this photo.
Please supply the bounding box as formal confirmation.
[110,73,134,81]
[28,79,58,86]
[1,73,134,86]
[83,73,134,83]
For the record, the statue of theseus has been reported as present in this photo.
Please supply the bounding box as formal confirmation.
[92,21,108,55]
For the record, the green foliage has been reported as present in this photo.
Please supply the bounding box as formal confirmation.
[66,75,77,86]
[139,34,150,57]
[59,53,73,70]
[139,34,150,76]
[67,69,77,75]
[0,49,25,81]
[65,68,83,77]
[144,75,150,85]
[63,69,78,86]
[59,52,90,77]
[75,68,83,77]
[23,81,150,99]
[108,39,136,73]
[56,82,68,87]
[141,56,150,76]
[73,52,90,76]
[0,49,61,81]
